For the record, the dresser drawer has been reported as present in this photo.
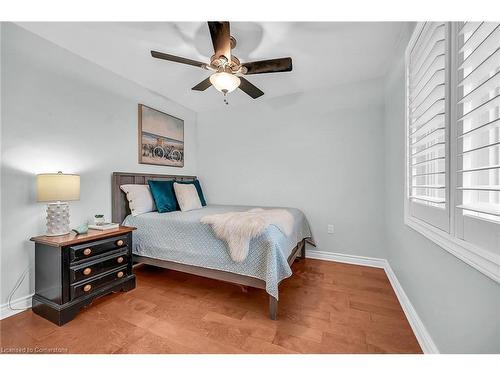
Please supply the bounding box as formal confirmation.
[70,250,129,283]
[71,266,128,300]
[70,235,127,263]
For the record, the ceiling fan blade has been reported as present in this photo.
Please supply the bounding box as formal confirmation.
[208,21,231,61]
[238,77,264,99]
[151,50,206,69]
[242,57,293,75]
[191,77,212,91]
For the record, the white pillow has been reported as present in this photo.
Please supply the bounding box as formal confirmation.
[120,184,156,216]
[173,182,202,212]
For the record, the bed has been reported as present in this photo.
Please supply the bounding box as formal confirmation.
[111,172,312,319]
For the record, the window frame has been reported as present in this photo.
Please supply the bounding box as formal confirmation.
[404,22,500,283]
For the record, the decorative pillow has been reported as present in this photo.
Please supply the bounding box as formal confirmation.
[147,180,177,213]
[173,182,202,212]
[177,180,207,206]
[120,184,156,216]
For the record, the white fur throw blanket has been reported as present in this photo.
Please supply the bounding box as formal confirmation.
[201,208,294,263]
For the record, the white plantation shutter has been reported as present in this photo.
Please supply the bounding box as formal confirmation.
[455,22,500,253]
[405,22,500,282]
[407,22,450,231]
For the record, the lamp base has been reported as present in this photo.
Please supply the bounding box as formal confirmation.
[46,202,70,236]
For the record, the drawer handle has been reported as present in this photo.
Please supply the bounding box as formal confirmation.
[83,267,92,276]
[83,248,92,256]
[117,271,124,278]
[117,256,124,264]
[116,239,124,247]
[83,284,92,292]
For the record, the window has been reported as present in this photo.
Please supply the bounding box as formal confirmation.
[405,22,500,283]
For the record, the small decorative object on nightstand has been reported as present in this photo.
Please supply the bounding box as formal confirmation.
[30,226,136,325]
[36,172,80,236]
[94,214,105,225]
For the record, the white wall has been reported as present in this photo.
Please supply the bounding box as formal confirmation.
[0,23,198,311]
[383,24,500,353]
[197,78,387,259]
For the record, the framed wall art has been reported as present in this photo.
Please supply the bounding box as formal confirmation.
[138,104,184,167]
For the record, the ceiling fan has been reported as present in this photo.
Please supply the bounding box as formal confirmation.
[150,21,293,100]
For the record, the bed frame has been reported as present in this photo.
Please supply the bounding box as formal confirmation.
[111,171,306,319]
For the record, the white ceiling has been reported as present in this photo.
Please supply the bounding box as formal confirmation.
[17,22,406,112]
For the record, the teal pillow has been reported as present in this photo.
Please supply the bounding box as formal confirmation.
[177,180,207,206]
[147,180,177,213]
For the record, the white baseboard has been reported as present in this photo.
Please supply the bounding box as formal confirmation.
[306,249,386,269]
[0,294,33,320]
[383,262,439,354]
[307,249,439,354]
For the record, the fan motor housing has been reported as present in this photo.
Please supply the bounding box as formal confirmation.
[210,54,241,73]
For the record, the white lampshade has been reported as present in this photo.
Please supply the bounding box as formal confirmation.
[37,172,80,202]
[209,72,241,93]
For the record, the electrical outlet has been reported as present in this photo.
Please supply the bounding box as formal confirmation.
[327,224,334,234]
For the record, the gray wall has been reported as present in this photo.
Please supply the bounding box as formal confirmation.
[0,23,198,310]
[383,24,500,353]
[197,78,387,259]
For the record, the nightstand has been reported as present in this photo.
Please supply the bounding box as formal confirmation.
[30,226,136,326]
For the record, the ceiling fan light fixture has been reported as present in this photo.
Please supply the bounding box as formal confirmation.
[209,72,241,94]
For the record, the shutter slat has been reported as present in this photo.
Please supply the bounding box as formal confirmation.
[411,127,445,146]
[411,142,445,158]
[458,164,500,173]
[457,94,500,122]
[412,98,445,123]
[458,118,500,138]
[412,101,445,129]
[459,22,482,41]
[457,204,500,217]
[411,185,446,189]
[459,141,500,155]
[411,113,445,132]
[411,156,445,167]
[413,171,446,177]
[410,196,446,204]
[458,70,500,103]
[458,185,500,191]
[411,114,445,136]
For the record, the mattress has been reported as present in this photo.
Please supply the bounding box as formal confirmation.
[123,204,312,299]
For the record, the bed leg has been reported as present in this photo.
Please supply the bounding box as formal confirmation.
[269,296,278,320]
[300,240,306,259]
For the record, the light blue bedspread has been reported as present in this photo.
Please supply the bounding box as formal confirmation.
[123,205,312,299]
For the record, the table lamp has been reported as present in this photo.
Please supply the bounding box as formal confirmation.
[37,172,80,236]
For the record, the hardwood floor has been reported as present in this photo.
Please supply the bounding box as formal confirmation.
[0,259,422,354]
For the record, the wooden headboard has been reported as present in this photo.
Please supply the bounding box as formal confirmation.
[112,172,197,223]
